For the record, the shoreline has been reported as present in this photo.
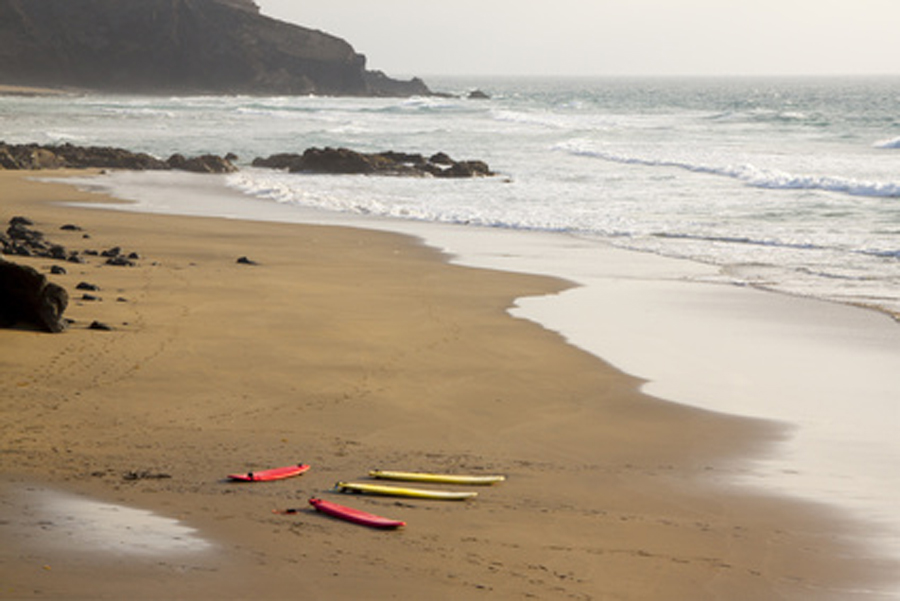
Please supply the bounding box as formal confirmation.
[56,168,900,562]
[0,84,74,97]
[2,170,897,599]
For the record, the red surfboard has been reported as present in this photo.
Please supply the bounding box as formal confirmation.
[227,463,310,482]
[308,497,406,529]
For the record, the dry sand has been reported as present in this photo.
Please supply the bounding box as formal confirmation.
[0,170,895,600]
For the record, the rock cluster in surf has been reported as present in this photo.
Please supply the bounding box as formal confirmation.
[252,147,494,178]
[0,142,496,178]
[0,142,238,173]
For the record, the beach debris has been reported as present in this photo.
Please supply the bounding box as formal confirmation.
[0,257,68,332]
[252,147,494,178]
[122,470,172,481]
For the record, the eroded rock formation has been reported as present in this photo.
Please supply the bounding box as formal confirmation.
[0,0,430,97]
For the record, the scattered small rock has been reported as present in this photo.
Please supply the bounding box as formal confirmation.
[236,256,258,265]
[10,216,34,227]
[88,320,113,331]
[80,293,100,301]
[76,282,100,291]
[50,265,67,275]
[106,256,136,267]
[60,224,82,231]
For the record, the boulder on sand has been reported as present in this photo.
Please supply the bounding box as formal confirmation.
[0,258,68,332]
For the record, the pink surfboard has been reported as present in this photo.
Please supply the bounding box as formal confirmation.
[308,497,406,529]
[227,463,310,482]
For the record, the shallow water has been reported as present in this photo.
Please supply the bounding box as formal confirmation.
[1,483,212,557]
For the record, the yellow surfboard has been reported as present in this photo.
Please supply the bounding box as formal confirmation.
[369,470,505,485]
[335,481,478,500]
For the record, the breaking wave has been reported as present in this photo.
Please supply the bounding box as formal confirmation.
[556,142,900,198]
[874,136,900,149]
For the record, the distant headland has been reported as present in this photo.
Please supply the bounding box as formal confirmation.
[0,0,431,97]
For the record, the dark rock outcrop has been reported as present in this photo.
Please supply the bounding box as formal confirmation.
[0,142,237,173]
[166,153,238,174]
[0,0,430,97]
[252,147,494,178]
[0,258,68,332]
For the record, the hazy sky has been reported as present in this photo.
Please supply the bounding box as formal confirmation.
[256,0,899,78]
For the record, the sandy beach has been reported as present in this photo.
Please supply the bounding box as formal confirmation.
[1,171,895,600]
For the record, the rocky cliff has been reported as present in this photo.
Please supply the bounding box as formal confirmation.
[0,0,430,96]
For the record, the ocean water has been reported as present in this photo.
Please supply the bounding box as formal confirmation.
[4,77,900,595]
[4,76,899,316]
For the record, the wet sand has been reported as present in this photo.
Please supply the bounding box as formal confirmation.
[0,85,71,97]
[0,170,895,599]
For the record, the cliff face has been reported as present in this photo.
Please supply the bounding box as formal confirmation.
[0,0,430,96]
